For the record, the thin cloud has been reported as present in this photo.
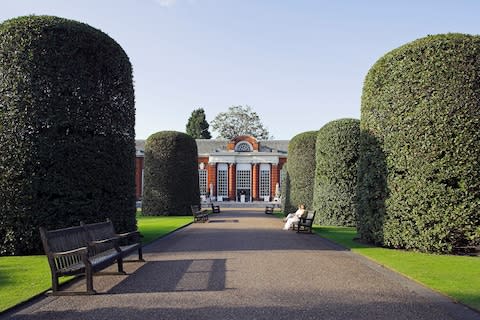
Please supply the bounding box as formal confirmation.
[155,0,177,7]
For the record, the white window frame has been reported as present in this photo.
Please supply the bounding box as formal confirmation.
[198,169,208,196]
[217,163,228,198]
[259,163,271,198]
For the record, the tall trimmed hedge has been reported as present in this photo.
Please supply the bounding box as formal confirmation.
[284,131,317,213]
[280,164,291,214]
[143,131,200,215]
[358,33,480,253]
[313,119,359,226]
[0,16,136,255]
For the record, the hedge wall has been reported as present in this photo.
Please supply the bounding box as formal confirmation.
[142,131,200,215]
[313,119,359,226]
[284,131,317,213]
[280,163,291,214]
[0,16,136,255]
[358,33,480,253]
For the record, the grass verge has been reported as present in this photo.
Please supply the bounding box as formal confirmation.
[137,215,193,244]
[0,215,192,313]
[314,225,480,311]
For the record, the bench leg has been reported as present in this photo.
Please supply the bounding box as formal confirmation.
[117,257,125,274]
[51,274,59,293]
[138,247,144,261]
[86,266,96,294]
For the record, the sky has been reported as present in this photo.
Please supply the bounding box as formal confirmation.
[0,0,479,140]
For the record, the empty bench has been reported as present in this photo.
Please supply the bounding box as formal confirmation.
[191,205,209,222]
[40,219,142,295]
[211,203,220,213]
[265,205,274,214]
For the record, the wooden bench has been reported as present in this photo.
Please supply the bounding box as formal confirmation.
[191,205,209,222]
[81,219,143,262]
[211,203,220,213]
[292,210,316,233]
[265,205,274,214]
[39,220,142,295]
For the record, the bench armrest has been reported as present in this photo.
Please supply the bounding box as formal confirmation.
[52,246,88,257]
[116,230,140,238]
[90,236,119,245]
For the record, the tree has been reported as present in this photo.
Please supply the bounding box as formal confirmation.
[186,108,212,139]
[0,15,136,255]
[358,33,480,253]
[142,131,199,216]
[313,119,359,227]
[211,105,270,140]
[284,131,317,213]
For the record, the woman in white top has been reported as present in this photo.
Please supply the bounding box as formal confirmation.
[282,204,306,230]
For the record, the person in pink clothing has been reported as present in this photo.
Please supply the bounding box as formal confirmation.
[282,204,306,230]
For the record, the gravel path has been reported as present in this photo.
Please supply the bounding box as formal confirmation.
[3,209,479,320]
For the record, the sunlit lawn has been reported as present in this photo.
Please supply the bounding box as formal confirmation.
[0,214,192,312]
[314,226,480,311]
[136,214,193,244]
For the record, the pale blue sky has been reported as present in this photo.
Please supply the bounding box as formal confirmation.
[1,0,479,139]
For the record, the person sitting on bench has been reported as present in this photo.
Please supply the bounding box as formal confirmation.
[282,204,306,230]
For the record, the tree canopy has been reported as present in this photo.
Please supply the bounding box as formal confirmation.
[0,15,136,255]
[186,108,211,139]
[211,105,270,140]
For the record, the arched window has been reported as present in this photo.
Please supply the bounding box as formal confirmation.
[235,141,252,152]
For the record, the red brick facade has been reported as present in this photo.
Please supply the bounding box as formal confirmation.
[135,135,288,202]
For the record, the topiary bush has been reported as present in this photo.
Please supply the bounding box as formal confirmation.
[0,16,136,255]
[280,163,292,214]
[313,119,359,226]
[284,131,317,213]
[142,131,200,216]
[358,33,480,253]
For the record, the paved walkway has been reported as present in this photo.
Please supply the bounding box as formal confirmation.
[3,210,480,320]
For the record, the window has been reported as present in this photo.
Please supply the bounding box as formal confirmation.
[217,164,228,197]
[236,170,251,189]
[235,142,252,152]
[259,164,270,198]
[199,169,208,196]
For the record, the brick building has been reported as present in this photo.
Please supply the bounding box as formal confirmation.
[135,135,288,203]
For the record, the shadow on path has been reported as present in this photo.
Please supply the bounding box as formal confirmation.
[109,259,227,294]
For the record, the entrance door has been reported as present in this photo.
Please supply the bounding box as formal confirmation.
[236,163,251,202]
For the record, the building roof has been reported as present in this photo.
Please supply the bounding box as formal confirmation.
[135,138,289,156]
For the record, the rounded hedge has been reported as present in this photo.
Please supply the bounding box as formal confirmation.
[284,131,317,213]
[142,131,200,216]
[313,119,359,226]
[280,163,291,214]
[358,33,480,253]
[0,16,136,255]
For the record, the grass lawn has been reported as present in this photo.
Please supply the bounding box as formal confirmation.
[314,226,480,311]
[136,215,193,244]
[0,214,192,313]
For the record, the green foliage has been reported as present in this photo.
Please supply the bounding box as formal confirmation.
[0,16,136,255]
[284,131,317,212]
[280,164,294,214]
[314,119,359,226]
[358,33,480,253]
[186,108,211,139]
[142,131,200,216]
[211,105,270,140]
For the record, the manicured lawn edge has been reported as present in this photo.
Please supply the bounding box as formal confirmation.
[312,225,480,312]
[0,215,193,314]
